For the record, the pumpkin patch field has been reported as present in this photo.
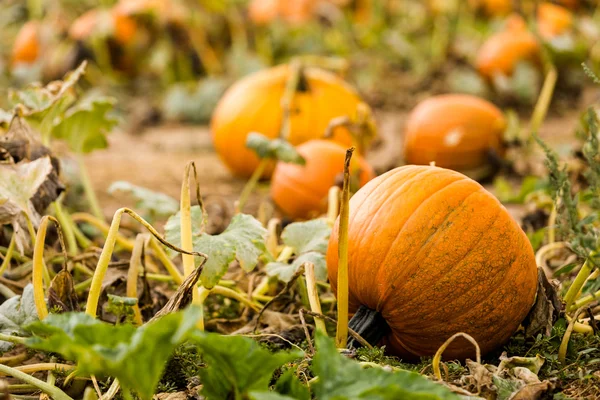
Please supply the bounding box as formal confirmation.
[3,1,600,399]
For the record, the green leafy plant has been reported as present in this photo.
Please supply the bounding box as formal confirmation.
[25,306,203,400]
[266,218,330,282]
[165,206,268,288]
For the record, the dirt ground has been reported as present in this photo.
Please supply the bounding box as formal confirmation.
[83,87,600,223]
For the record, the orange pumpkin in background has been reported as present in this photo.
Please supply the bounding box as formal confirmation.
[468,0,513,16]
[476,14,540,79]
[271,140,374,219]
[403,94,506,175]
[211,65,371,178]
[69,8,137,46]
[11,21,41,66]
[248,0,317,25]
[327,165,538,360]
[537,2,573,39]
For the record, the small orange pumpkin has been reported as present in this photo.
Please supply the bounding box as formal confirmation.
[476,15,540,79]
[468,0,513,16]
[211,65,370,178]
[69,8,137,46]
[327,165,538,360]
[271,140,375,219]
[11,21,40,66]
[537,2,573,39]
[248,0,317,25]
[403,94,506,174]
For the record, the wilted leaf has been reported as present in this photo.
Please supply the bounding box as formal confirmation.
[108,181,179,219]
[0,156,53,252]
[187,331,303,400]
[523,268,561,338]
[25,306,202,400]
[311,332,459,400]
[52,96,118,154]
[47,269,79,313]
[0,284,38,351]
[246,132,305,164]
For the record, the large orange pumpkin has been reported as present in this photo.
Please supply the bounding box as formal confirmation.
[327,165,538,360]
[537,2,573,39]
[271,140,375,219]
[476,15,540,79]
[403,94,506,175]
[211,65,369,178]
[11,21,40,66]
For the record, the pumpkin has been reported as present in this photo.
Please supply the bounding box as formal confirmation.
[476,15,540,79]
[248,0,317,25]
[403,94,506,175]
[69,8,137,46]
[271,140,375,219]
[211,65,369,178]
[468,0,512,16]
[537,2,573,39]
[11,21,40,66]
[326,165,538,360]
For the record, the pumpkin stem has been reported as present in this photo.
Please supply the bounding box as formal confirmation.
[347,305,391,349]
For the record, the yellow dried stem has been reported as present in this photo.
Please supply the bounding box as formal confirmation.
[304,262,327,335]
[432,333,481,381]
[127,234,146,325]
[336,148,354,348]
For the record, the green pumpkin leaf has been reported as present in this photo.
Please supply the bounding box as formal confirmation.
[108,181,179,220]
[52,95,118,154]
[0,284,38,352]
[266,251,326,283]
[24,307,202,400]
[311,332,460,400]
[194,214,268,288]
[188,331,303,400]
[273,369,310,400]
[249,392,298,400]
[164,209,267,288]
[246,132,305,164]
[281,218,330,254]
[266,218,330,283]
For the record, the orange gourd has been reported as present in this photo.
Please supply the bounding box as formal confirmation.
[248,0,316,25]
[211,65,369,178]
[537,3,573,39]
[271,140,375,219]
[11,21,40,66]
[476,15,540,78]
[468,0,513,16]
[327,165,538,360]
[69,8,137,46]
[403,94,506,175]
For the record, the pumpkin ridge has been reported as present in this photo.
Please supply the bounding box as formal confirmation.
[392,261,515,356]
[384,202,502,316]
[413,254,531,355]
[348,167,436,306]
[417,251,519,333]
[372,177,473,311]
[350,167,431,254]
